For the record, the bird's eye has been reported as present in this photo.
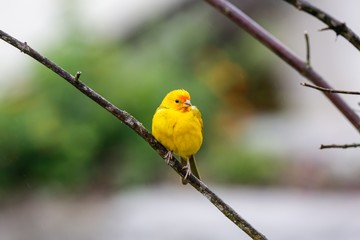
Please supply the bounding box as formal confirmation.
[175,99,180,103]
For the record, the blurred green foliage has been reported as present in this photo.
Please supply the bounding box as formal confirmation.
[0,3,284,194]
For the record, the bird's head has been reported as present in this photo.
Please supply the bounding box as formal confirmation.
[160,89,193,112]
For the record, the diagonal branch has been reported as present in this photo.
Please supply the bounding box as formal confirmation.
[203,0,360,132]
[283,0,360,51]
[0,30,267,240]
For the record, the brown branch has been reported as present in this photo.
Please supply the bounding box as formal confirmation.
[0,30,267,240]
[320,143,360,149]
[301,82,360,95]
[203,0,360,132]
[283,0,360,51]
[304,31,310,66]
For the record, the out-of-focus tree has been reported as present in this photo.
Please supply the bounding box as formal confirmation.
[0,1,283,194]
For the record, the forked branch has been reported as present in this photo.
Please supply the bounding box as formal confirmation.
[283,0,360,51]
[203,0,360,131]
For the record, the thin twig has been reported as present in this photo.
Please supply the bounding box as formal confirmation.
[283,0,360,51]
[0,30,267,240]
[304,31,310,67]
[320,143,360,149]
[203,0,360,132]
[75,71,82,81]
[301,82,360,95]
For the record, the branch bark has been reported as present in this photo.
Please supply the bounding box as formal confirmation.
[0,29,267,240]
[283,0,360,51]
[203,0,360,132]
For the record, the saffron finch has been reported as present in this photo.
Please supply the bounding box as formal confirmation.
[152,89,203,184]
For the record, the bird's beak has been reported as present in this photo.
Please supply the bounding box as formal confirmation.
[184,99,192,106]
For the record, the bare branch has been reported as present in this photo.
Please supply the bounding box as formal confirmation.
[301,82,360,95]
[0,29,267,240]
[320,143,360,149]
[283,0,360,51]
[203,0,360,132]
[304,31,310,67]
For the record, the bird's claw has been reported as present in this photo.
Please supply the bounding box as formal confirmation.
[164,151,173,164]
[182,162,191,183]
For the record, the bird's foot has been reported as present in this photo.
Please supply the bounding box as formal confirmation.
[182,161,191,184]
[164,151,173,165]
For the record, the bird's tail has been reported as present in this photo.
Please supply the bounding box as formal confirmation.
[180,155,200,185]
[189,155,200,180]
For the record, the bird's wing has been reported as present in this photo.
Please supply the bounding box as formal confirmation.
[192,106,203,134]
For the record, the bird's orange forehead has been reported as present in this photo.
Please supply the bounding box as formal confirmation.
[178,94,190,102]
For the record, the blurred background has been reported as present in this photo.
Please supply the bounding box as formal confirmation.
[1,0,360,239]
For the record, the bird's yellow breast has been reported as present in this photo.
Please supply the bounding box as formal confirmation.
[152,106,203,158]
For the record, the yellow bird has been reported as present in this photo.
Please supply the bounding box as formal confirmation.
[152,89,203,184]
